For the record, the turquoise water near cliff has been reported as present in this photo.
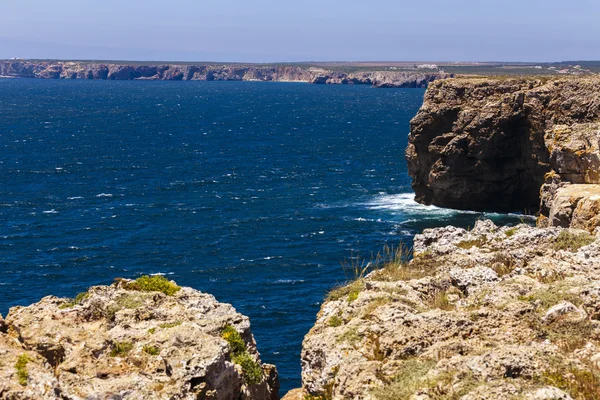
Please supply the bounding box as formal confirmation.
[0,79,526,392]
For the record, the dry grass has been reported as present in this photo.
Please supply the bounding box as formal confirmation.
[541,362,600,400]
[554,231,595,252]
[456,237,488,249]
[371,359,436,400]
[428,290,454,311]
[370,246,439,282]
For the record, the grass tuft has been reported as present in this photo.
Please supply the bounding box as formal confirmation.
[15,354,30,386]
[143,345,160,356]
[455,237,487,249]
[231,353,263,385]
[124,275,181,296]
[59,291,90,309]
[328,316,343,327]
[554,230,595,252]
[222,325,247,355]
[221,325,263,385]
[109,341,133,357]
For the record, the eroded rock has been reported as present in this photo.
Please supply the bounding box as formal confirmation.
[298,221,600,399]
[0,278,279,399]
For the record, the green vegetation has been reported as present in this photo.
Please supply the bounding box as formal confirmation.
[159,321,182,329]
[327,279,365,303]
[59,291,90,309]
[230,353,264,385]
[328,316,343,327]
[455,237,487,249]
[149,321,182,334]
[221,325,263,385]
[554,231,595,252]
[124,275,181,296]
[14,354,30,386]
[222,325,247,355]
[519,283,582,310]
[505,227,518,237]
[109,341,133,357]
[143,345,160,356]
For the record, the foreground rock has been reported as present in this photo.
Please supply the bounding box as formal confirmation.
[298,220,600,399]
[0,277,279,399]
[406,76,600,215]
[0,61,449,88]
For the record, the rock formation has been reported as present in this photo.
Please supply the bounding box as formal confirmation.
[0,277,279,399]
[406,77,600,218]
[296,219,600,399]
[0,61,450,88]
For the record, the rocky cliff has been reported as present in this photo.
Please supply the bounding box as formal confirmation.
[0,61,449,88]
[0,276,278,399]
[406,77,600,219]
[294,220,600,399]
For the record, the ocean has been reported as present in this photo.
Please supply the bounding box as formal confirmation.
[0,79,526,392]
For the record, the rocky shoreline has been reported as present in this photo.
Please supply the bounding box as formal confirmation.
[294,220,600,399]
[0,276,278,399]
[0,61,450,88]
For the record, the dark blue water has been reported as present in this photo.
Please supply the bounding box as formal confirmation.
[0,79,525,392]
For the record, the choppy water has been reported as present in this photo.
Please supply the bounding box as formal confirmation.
[0,79,526,392]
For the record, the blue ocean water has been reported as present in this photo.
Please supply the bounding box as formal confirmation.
[0,79,526,392]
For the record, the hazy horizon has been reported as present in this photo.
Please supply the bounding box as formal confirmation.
[2,0,599,62]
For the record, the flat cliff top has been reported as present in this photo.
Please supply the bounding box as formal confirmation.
[300,220,600,399]
[0,276,278,399]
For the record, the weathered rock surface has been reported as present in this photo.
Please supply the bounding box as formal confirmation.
[297,220,600,399]
[406,77,600,213]
[0,61,449,88]
[0,278,279,399]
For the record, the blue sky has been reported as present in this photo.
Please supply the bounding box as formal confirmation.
[1,0,599,62]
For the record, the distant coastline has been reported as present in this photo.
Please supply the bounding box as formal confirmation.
[0,60,450,88]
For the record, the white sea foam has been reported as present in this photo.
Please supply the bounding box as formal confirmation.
[67,196,84,200]
[42,209,58,214]
[96,193,113,198]
[274,279,305,284]
[362,193,464,216]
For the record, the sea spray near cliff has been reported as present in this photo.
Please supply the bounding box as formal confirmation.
[0,79,526,392]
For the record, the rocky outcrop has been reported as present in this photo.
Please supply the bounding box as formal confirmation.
[297,220,600,399]
[0,277,279,399]
[406,77,600,214]
[0,61,449,88]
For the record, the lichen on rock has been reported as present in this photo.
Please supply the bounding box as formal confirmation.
[0,277,279,399]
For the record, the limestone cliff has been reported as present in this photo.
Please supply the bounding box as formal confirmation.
[295,220,600,399]
[0,277,279,399]
[406,77,600,216]
[0,61,449,88]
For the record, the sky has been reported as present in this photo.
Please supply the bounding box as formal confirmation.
[1,0,599,62]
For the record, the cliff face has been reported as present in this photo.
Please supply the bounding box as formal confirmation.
[298,220,600,399]
[0,277,279,399]
[406,77,600,213]
[0,61,450,88]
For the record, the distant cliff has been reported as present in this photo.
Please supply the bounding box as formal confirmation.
[0,61,450,88]
[406,76,600,219]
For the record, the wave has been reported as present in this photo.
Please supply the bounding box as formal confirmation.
[362,193,471,217]
[360,193,534,221]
